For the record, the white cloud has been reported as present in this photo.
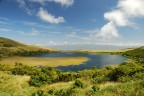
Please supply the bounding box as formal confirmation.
[30,0,74,6]
[0,17,9,20]
[16,0,33,15]
[50,0,74,6]
[0,21,9,24]
[66,32,89,40]
[66,31,76,37]
[37,7,65,24]
[98,22,119,38]
[20,28,40,36]
[0,28,11,32]
[97,0,144,39]
[104,10,130,26]
[30,28,40,35]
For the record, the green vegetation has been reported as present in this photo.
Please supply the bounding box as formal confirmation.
[123,46,144,63]
[0,37,144,96]
[0,37,26,47]
[0,58,144,96]
[0,37,58,59]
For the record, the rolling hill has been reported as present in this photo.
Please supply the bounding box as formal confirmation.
[0,37,57,58]
[123,46,144,63]
[0,37,26,47]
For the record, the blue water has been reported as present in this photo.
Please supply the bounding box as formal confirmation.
[35,53,127,71]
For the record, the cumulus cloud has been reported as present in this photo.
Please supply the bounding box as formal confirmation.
[97,0,144,39]
[37,7,65,24]
[30,0,74,6]
[98,22,119,38]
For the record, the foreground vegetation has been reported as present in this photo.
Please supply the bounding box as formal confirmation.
[0,56,88,67]
[0,58,144,96]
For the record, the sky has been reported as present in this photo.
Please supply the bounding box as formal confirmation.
[0,0,144,50]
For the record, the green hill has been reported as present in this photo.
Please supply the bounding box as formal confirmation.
[0,37,26,47]
[123,46,144,63]
[0,37,57,58]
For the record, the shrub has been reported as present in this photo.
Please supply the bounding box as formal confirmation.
[59,72,78,82]
[92,85,100,92]
[29,66,61,87]
[11,63,40,75]
[107,62,144,81]
[73,78,87,88]
[118,76,131,82]
[92,75,109,84]
[0,64,13,71]
[32,90,48,96]
[30,73,52,87]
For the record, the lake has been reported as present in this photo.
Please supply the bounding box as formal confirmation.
[35,53,127,71]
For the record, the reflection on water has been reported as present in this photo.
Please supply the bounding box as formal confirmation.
[35,53,127,71]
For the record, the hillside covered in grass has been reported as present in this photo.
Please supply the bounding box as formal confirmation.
[123,46,144,64]
[0,37,26,47]
[0,37,58,59]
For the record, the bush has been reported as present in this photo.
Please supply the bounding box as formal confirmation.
[30,73,52,87]
[92,75,109,84]
[118,76,131,82]
[92,85,100,92]
[0,64,13,71]
[73,78,87,88]
[48,87,81,96]
[11,63,40,75]
[29,66,61,87]
[59,72,78,82]
[132,72,144,80]
[32,90,48,96]
[107,62,144,81]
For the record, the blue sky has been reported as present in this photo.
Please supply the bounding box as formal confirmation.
[0,0,144,49]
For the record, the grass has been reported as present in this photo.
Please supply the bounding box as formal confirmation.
[0,56,88,67]
[0,71,36,96]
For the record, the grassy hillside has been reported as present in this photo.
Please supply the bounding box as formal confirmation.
[0,37,57,59]
[0,37,26,47]
[123,46,144,63]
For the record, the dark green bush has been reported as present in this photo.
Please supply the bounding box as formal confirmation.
[29,66,61,87]
[59,72,78,82]
[11,63,40,75]
[32,90,48,96]
[92,85,100,92]
[92,75,109,84]
[73,78,87,88]
[30,73,52,87]
[107,62,144,81]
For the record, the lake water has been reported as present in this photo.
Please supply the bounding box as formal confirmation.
[35,53,127,71]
